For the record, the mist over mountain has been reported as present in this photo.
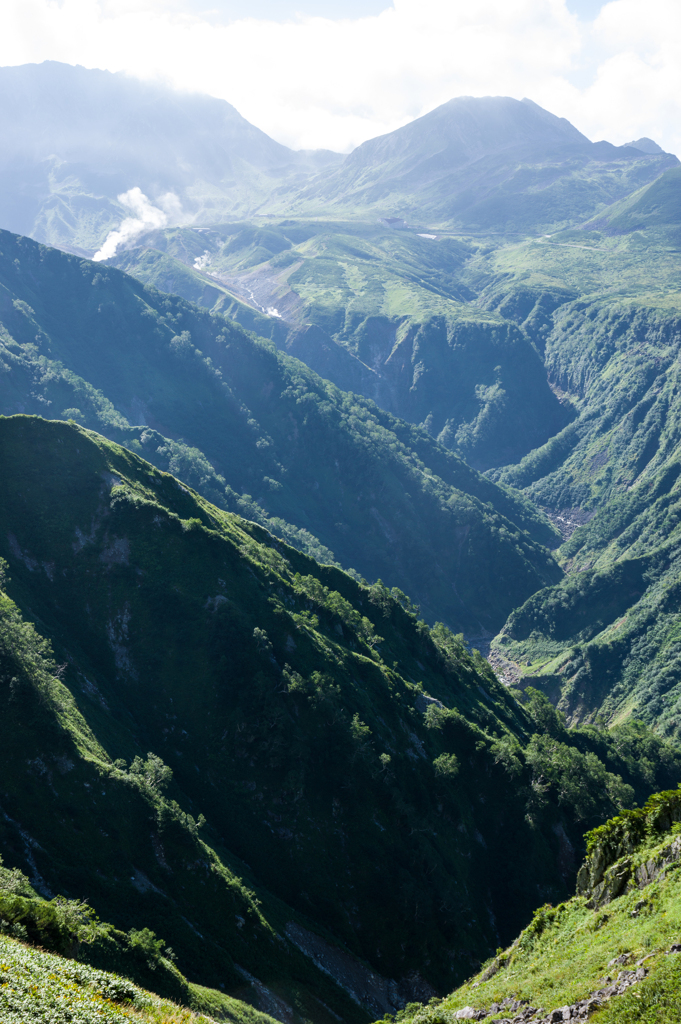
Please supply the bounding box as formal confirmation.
[0,61,340,254]
[0,63,675,258]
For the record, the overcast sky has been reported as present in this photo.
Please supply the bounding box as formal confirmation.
[1,0,679,155]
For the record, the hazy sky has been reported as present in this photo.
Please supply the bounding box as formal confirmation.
[1,0,679,155]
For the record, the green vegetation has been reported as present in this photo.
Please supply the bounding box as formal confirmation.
[589,166,681,234]
[112,219,572,472]
[0,228,562,632]
[7,75,681,1023]
[1,415,675,1018]
[0,931,276,1024]
[0,859,278,1024]
[384,788,681,1024]
[469,220,681,736]
[107,202,681,741]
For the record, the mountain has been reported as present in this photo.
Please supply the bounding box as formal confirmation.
[0,227,562,633]
[2,68,681,1023]
[393,786,681,1024]
[458,210,681,736]
[108,219,574,471]
[0,62,341,254]
[0,66,674,256]
[278,97,677,232]
[1,415,678,1021]
[588,165,681,234]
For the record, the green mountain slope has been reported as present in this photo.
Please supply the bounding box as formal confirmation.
[489,461,681,738]
[387,787,681,1024]
[466,229,681,733]
[108,219,573,472]
[275,97,676,233]
[0,228,561,632]
[590,166,681,234]
[0,857,279,1024]
[1,416,676,1016]
[0,934,220,1024]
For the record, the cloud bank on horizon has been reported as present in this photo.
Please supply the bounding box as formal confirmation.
[0,0,679,156]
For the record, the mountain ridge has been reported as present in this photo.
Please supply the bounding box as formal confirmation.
[1,63,675,254]
[2,413,678,1021]
[0,226,562,633]
[278,96,677,231]
[0,61,341,253]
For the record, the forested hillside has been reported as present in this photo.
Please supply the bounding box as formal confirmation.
[0,229,561,633]
[4,62,681,1024]
[1,415,677,1019]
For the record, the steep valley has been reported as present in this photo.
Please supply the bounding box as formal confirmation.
[109,220,573,473]
[0,228,562,634]
[3,415,676,1021]
[2,61,681,1024]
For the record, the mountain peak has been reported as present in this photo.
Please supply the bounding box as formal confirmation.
[624,136,665,154]
[343,95,591,175]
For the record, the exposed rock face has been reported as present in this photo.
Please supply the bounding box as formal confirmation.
[578,835,681,908]
[576,790,681,909]
[285,921,431,1016]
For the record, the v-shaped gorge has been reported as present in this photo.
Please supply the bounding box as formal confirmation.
[0,229,562,633]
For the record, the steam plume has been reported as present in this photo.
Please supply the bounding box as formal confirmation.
[93,188,180,261]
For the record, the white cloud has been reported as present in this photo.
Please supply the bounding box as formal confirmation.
[0,0,680,156]
[570,0,681,146]
[93,187,178,260]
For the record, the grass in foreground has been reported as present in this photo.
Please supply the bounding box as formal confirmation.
[0,934,218,1023]
[593,952,681,1022]
[383,793,681,1024]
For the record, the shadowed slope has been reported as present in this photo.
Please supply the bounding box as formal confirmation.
[0,229,561,632]
[1,415,672,1016]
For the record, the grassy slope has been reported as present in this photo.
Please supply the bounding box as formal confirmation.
[109,221,572,472]
[0,228,562,633]
[588,166,681,234]
[2,416,677,1011]
[0,931,278,1024]
[273,116,675,235]
[385,790,681,1024]
[0,859,278,1024]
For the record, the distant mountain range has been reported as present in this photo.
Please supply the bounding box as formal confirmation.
[0,63,675,256]
[281,96,676,230]
[0,61,341,253]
